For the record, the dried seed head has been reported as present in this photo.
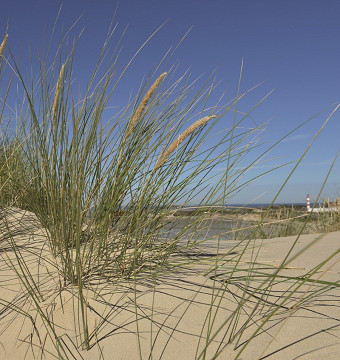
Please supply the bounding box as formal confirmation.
[153,115,217,172]
[52,63,66,125]
[126,72,167,139]
[0,34,8,58]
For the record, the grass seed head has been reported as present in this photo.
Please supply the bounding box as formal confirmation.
[153,114,217,172]
[52,63,66,126]
[0,34,8,58]
[126,72,167,139]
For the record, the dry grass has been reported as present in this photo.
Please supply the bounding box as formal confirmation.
[52,63,66,125]
[230,200,340,240]
[153,114,217,172]
[0,33,8,58]
[126,72,167,139]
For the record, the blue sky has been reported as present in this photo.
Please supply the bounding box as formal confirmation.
[1,0,339,204]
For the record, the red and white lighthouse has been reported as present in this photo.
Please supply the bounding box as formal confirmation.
[306,194,311,212]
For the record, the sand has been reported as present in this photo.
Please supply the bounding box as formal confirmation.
[0,208,339,359]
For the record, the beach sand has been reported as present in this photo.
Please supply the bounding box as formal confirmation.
[0,208,339,359]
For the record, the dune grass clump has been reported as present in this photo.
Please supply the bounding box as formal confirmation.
[0,23,270,352]
[6,37,268,291]
[0,23,339,359]
[231,200,340,239]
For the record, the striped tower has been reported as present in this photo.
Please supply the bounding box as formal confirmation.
[306,194,311,212]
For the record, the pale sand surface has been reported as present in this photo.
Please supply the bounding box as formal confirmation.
[0,208,339,359]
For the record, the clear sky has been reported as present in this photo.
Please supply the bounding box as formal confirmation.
[1,0,339,204]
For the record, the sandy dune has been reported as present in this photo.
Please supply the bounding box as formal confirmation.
[0,208,339,359]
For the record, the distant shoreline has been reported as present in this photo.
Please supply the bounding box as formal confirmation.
[169,203,307,217]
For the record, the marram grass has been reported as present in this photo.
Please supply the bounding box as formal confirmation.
[0,23,339,360]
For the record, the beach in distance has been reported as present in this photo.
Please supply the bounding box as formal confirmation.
[163,202,337,242]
